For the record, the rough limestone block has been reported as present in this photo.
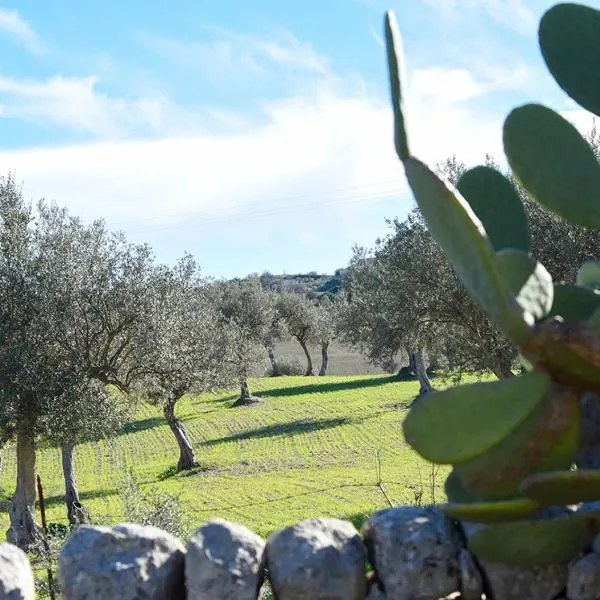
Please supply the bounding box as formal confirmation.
[458,549,483,600]
[0,543,35,600]
[59,523,185,600]
[366,582,387,599]
[186,518,266,600]
[266,518,366,600]
[362,507,460,600]
[567,553,600,600]
[477,560,567,600]
[461,522,567,600]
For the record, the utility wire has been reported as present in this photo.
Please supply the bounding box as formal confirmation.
[119,184,405,235]
[108,177,404,228]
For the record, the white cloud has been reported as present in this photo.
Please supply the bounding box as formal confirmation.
[0,19,582,274]
[0,8,44,54]
[0,73,250,138]
[0,59,537,240]
[136,27,331,87]
[419,0,539,35]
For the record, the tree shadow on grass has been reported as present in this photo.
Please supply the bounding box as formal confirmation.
[201,416,352,447]
[118,411,208,437]
[120,416,165,435]
[257,375,402,399]
[42,487,119,508]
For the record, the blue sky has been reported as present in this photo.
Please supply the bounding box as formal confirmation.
[0,0,597,278]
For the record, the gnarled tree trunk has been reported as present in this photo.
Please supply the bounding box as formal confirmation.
[413,348,434,396]
[267,347,280,376]
[163,400,198,472]
[318,342,329,376]
[240,378,251,401]
[298,338,314,376]
[492,358,515,380]
[7,430,42,550]
[62,439,90,526]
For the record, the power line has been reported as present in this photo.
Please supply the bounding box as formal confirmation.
[108,177,404,229]
[121,184,406,236]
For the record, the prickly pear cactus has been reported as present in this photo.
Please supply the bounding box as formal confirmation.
[384,2,600,566]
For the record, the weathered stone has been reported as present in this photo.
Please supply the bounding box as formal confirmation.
[567,553,600,600]
[266,518,366,600]
[461,522,567,600]
[366,582,386,599]
[0,543,35,600]
[577,393,600,469]
[186,518,265,600]
[477,560,567,600]
[592,530,600,556]
[59,523,185,600]
[362,507,460,600]
[458,549,483,600]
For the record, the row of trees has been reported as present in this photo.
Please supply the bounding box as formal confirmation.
[0,176,342,551]
[337,123,600,393]
[6,122,598,552]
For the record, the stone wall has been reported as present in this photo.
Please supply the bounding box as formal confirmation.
[1,506,599,600]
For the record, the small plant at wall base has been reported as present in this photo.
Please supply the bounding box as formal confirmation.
[385,2,600,566]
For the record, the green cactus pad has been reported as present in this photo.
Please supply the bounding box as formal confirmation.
[521,470,600,506]
[444,498,541,523]
[455,383,579,496]
[467,513,596,566]
[539,3,600,117]
[445,469,483,504]
[577,262,600,290]
[402,371,551,464]
[503,103,600,229]
[402,157,531,343]
[588,306,600,331]
[457,166,530,253]
[521,320,600,392]
[384,11,410,160]
[496,249,553,323]
[551,284,600,322]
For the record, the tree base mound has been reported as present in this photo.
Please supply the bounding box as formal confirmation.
[232,395,265,407]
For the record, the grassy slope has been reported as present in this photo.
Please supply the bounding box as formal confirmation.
[0,375,446,540]
[272,341,386,376]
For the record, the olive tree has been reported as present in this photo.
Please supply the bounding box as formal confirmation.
[0,179,156,547]
[276,293,319,376]
[34,203,156,527]
[132,256,237,471]
[313,297,339,376]
[211,277,276,404]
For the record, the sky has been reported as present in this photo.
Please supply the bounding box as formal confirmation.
[0,0,597,278]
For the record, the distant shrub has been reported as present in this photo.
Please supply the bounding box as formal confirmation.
[121,473,189,541]
[265,355,305,377]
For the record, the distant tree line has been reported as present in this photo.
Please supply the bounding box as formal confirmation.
[2,122,598,553]
[336,123,600,393]
[0,180,346,551]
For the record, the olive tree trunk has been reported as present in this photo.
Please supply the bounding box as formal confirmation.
[298,338,314,376]
[240,378,251,400]
[267,347,281,376]
[318,342,329,376]
[492,358,515,379]
[413,349,434,396]
[62,440,90,526]
[7,431,42,550]
[163,400,198,471]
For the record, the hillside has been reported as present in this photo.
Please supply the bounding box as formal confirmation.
[0,375,442,539]
[256,269,347,297]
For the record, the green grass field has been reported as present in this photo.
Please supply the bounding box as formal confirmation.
[271,341,386,376]
[0,375,447,541]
